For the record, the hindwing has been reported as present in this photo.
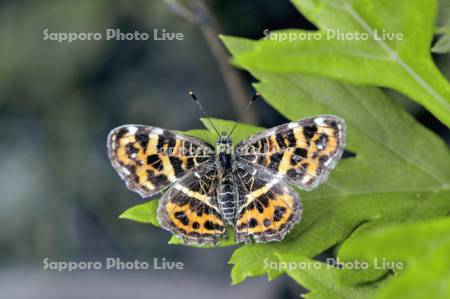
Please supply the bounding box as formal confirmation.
[233,163,302,243]
[157,166,227,245]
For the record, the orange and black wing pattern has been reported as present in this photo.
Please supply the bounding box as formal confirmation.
[235,115,346,190]
[157,166,227,245]
[107,125,214,197]
[233,163,302,243]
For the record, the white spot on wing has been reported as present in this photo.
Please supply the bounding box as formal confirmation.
[153,128,163,135]
[288,122,297,129]
[314,117,325,126]
[127,126,138,134]
[301,174,312,184]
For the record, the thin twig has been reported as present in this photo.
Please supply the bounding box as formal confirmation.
[163,0,257,124]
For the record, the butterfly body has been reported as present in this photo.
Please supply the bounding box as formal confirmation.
[215,135,238,224]
[108,115,346,245]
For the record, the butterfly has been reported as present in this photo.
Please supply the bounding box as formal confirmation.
[107,93,346,245]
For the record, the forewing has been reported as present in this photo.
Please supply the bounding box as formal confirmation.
[234,163,302,243]
[235,115,346,190]
[157,166,227,245]
[107,125,214,197]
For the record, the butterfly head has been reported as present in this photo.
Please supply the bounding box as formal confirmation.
[216,131,232,147]
[216,132,233,170]
[216,131,233,155]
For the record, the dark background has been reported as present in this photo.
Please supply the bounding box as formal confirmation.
[0,1,448,298]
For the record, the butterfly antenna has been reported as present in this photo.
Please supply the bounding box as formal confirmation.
[188,90,221,137]
[227,92,260,138]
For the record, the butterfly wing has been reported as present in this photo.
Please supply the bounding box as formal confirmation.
[235,115,346,190]
[233,163,302,243]
[107,125,215,197]
[157,165,227,245]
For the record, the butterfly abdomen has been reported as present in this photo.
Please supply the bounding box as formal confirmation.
[217,174,236,224]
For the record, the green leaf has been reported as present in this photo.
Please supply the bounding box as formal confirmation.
[223,0,450,127]
[275,254,380,299]
[275,218,450,298]
[119,200,160,227]
[222,33,450,285]
[339,218,450,299]
[183,129,217,145]
[200,117,264,144]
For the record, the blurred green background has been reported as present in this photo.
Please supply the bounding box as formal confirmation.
[0,1,448,298]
